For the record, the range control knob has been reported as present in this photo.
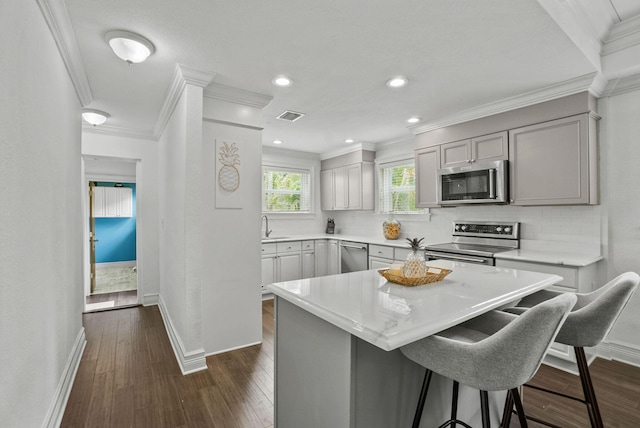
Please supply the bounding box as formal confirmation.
[455,225,460,231]
[504,227,512,233]
[495,226,503,233]
[460,225,467,231]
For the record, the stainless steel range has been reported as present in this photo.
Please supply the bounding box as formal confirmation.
[424,221,520,266]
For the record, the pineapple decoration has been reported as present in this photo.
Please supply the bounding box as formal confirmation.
[218,141,240,192]
[403,237,428,278]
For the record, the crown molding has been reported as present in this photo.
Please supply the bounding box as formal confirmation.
[535,0,603,72]
[319,142,377,160]
[602,13,640,56]
[153,64,215,137]
[36,0,93,106]
[601,73,640,97]
[410,73,600,135]
[204,82,273,109]
[82,122,157,141]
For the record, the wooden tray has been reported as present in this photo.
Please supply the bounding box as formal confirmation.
[378,266,452,286]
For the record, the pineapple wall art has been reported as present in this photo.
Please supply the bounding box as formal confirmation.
[215,140,243,208]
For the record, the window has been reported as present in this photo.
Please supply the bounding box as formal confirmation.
[378,160,420,213]
[262,167,311,213]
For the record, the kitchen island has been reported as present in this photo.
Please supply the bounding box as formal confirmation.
[266,260,562,428]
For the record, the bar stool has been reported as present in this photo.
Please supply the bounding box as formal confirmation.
[501,272,639,428]
[400,293,576,428]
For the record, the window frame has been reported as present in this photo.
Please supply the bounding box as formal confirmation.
[262,164,313,215]
[377,158,422,215]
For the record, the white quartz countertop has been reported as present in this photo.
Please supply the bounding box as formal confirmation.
[261,233,419,248]
[494,240,602,266]
[266,259,562,351]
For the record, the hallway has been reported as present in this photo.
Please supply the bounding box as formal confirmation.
[62,301,275,427]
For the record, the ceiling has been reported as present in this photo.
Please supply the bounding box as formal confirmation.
[66,0,640,155]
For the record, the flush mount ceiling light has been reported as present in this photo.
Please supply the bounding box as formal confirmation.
[386,76,408,88]
[105,30,155,64]
[406,116,422,124]
[273,140,283,145]
[272,76,293,87]
[82,109,110,126]
[345,138,355,144]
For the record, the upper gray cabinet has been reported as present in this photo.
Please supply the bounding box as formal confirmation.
[508,113,599,206]
[415,146,440,208]
[440,131,508,168]
[321,150,375,211]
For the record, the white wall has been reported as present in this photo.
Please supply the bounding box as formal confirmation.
[82,132,160,305]
[0,1,84,426]
[200,96,263,354]
[158,87,194,365]
[598,85,640,356]
[262,147,326,236]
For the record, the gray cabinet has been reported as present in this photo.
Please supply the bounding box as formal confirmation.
[261,241,303,293]
[302,240,315,279]
[314,240,328,277]
[321,163,374,210]
[509,114,599,206]
[440,131,508,168]
[415,146,440,208]
[368,245,413,269]
[320,170,334,211]
[321,150,375,211]
[328,239,340,275]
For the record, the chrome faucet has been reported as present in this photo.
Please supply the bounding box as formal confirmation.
[262,215,272,238]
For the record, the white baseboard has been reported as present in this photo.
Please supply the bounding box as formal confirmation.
[142,293,159,306]
[95,261,136,269]
[157,296,207,375]
[205,341,262,358]
[597,340,640,368]
[42,327,86,428]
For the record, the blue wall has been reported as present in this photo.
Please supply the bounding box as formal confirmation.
[94,182,136,263]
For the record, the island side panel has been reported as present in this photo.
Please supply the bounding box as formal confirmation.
[274,297,356,428]
[353,338,507,427]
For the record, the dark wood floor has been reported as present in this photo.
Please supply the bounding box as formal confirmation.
[62,299,640,427]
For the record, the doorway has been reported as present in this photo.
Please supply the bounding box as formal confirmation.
[83,157,140,312]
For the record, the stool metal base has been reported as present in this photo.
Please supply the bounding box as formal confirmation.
[501,347,603,428]
[412,369,527,428]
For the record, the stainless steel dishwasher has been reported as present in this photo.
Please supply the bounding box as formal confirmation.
[340,241,369,273]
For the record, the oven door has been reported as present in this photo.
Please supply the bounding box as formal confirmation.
[425,250,495,266]
[438,160,507,205]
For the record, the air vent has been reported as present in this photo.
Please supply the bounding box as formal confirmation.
[277,110,306,122]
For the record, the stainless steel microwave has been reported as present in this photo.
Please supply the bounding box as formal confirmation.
[437,160,508,205]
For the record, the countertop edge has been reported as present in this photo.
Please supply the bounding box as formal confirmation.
[267,272,563,351]
[495,251,603,267]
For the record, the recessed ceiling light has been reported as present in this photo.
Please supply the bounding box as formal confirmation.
[82,109,110,126]
[407,116,422,124]
[386,76,408,88]
[272,76,293,87]
[105,30,155,64]
[273,140,283,145]
[345,139,355,144]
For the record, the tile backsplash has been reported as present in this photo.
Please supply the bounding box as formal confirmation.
[328,204,603,246]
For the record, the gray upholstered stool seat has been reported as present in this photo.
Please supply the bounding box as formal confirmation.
[501,272,639,428]
[401,293,576,428]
